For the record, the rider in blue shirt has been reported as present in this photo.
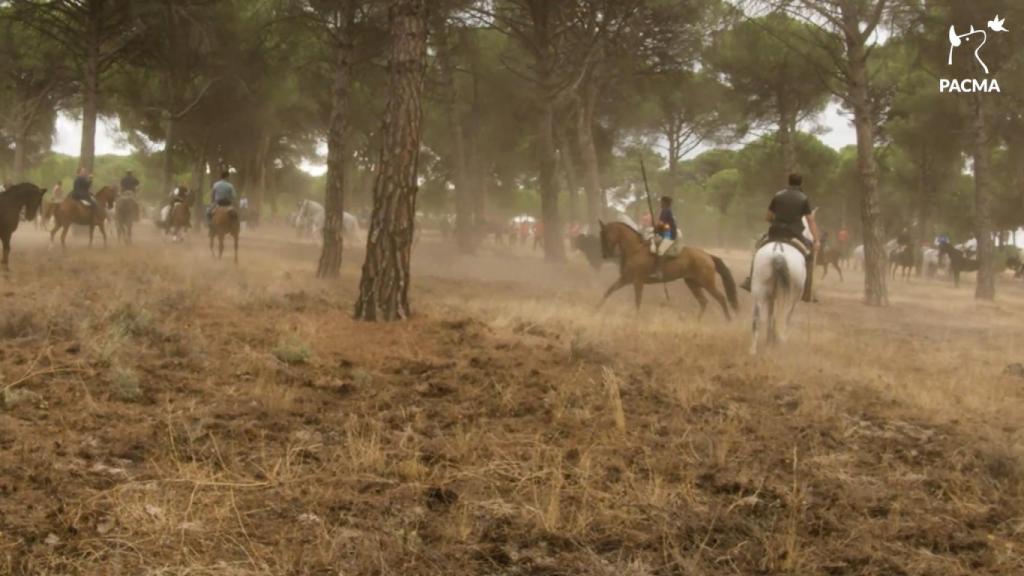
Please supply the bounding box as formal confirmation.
[208,171,237,223]
[651,196,678,279]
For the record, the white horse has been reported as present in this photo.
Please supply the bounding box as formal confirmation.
[749,241,807,355]
[294,199,360,243]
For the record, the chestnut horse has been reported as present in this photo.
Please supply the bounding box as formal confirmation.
[209,204,240,263]
[160,187,193,242]
[0,183,46,270]
[49,185,118,248]
[598,221,739,320]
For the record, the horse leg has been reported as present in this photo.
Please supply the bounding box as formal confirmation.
[219,235,225,259]
[683,279,708,321]
[766,297,778,346]
[89,225,95,247]
[49,222,59,244]
[835,262,844,282]
[1,234,9,271]
[597,278,628,310]
[60,225,70,249]
[233,233,239,264]
[706,285,732,322]
[99,224,107,247]
[749,301,760,356]
[209,233,215,257]
[633,281,645,313]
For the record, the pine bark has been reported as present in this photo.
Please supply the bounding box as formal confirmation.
[354,0,428,321]
[972,97,996,300]
[318,1,356,278]
[845,20,888,306]
[577,79,604,226]
[80,46,99,172]
[435,14,473,254]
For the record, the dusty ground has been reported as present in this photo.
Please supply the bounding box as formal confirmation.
[0,222,1022,575]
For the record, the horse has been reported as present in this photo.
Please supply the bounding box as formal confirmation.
[817,245,844,281]
[922,247,944,278]
[160,187,193,242]
[209,204,240,263]
[49,185,118,248]
[597,221,739,320]
[114,196,141,244]
[890,244,915,280]
[572,233,606,272]
[749,241,807,355]
[937,242,977,287]
[295,199,325,238]
[0,183,46,271]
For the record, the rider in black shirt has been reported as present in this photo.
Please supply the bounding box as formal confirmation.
[740,173,820,301]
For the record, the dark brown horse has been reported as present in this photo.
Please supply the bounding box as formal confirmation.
[49,185,118,248]
[161,187,193,242]
[209,204,240,263]
[938,242,978,287]
[597,221,739,320]
[0,183,46,270]
[817,246,844,281]
[890,244,915,281]
[115,196,141,244]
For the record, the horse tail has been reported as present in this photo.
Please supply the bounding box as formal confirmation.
[772,254,791,303]
[711,255,739,311]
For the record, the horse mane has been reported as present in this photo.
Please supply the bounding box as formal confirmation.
[605,220,644,240]
[2,182,41,198]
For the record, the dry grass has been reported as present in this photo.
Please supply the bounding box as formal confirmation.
[0,225,1022,575]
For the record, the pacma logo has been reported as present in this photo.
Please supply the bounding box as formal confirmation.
[941,15,1008,93]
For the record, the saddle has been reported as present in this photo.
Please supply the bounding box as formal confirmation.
[767,236,812,257]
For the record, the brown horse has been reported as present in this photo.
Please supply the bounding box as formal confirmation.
[209,204,240,263]
[0,183,46,270]
[115,196,141,244]
[818,246,844,281]
[161,187,193,242]
[598,221,739,320]
[49,185,118,248]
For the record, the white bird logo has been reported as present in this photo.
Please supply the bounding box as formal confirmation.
[988,15,1008,32]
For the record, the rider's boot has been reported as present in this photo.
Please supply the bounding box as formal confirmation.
[651,255,664,281]
[740,260,754,292]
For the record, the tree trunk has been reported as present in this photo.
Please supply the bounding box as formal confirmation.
[972,97,996,300]
[464,29,486,229]
[12,130,28,182]
[80,49,100,173]
[354,0,428,322]
[847,36,888,306]
[577,80,603,226]
[778,99,797,174]
[556,118,580,224]
[162,115,177,192]
[915,168,932,276]
[435,14,473,254]
[190,146,206,229]
[538,98,565,261]
[318,2,356,279]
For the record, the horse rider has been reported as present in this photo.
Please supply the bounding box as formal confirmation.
[50,180,64,202]
[650,196,678,279]
[208,171,237,224]
[70,167,99,217]
[160,185,190,225]
[739,173,820,301]
[120,171,140,196]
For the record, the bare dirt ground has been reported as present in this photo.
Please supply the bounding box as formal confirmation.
[1,222,1022,575]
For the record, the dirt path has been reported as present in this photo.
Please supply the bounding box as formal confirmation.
[1,225,1022,574]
